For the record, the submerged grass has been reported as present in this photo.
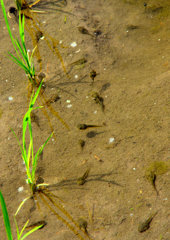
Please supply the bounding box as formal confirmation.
[2,0,69,130]
[1,1,91,239]
[11,80,53,194]
[1,0,36,85]
[11,82,91,239]
[0,191,43,240]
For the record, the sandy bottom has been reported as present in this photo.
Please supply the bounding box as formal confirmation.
[0,0,169,239]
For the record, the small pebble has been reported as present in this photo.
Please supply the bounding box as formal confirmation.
[109,137,115,144]
[18,186,24,193]
[70,42,77,47]
[67,104,72,108]
[8,96,13,101]
[75,49,81,53]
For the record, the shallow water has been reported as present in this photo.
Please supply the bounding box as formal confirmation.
[0,0,169,239]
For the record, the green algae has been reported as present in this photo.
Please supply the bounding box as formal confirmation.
[145,161,169,195]
[145,161,169,177]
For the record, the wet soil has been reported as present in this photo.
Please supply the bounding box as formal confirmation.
[0,0,170,239]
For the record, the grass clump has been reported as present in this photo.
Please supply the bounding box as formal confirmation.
[11,80,53,200]
[0,190,43,240]
[0,0,36,84]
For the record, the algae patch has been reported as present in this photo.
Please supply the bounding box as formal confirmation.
[145,161,169,195]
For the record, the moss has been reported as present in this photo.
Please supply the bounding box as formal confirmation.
[146,161,169,176]
[145,161,169,183]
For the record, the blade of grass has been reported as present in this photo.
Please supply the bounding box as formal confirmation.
[32,132,53,181]
[0,191,13,240]
[0,0,18,56]
[21,224,43,240]
[14,208,44,240]
[1,0,36,83]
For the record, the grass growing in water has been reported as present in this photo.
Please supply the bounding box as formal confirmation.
[11,80,53,195]
[0,0,36,85]
[0,190,43,240]
[1,0,69,130]
[12,81,91,240]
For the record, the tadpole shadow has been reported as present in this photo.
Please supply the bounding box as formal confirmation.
[31,0,74,15]
[47,170,123,192]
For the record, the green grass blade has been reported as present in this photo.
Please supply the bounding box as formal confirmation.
[18,219,29,239]
[14,216,20,239]
[22,113,29,162]
[1,0,16,51]
[11,128,24,158]
[15,196,31,216]
[0,0,21,60]
[21,224,43,240]
[0,191,13,240]
[8,53,29,73]
[30,80,43,108]
[32,132,53,181]
[14,39,27,63]
[28,117,34,176]
[1,0,35,82]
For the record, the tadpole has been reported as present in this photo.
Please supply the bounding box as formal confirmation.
[78,27,93,37]
[90,70,97,81]
[77,123,102,130]
[91,92,105,112]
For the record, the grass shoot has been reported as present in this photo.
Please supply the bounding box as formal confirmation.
[11,80,53,196]
[0,190,43,240]
[0,0,36,84]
